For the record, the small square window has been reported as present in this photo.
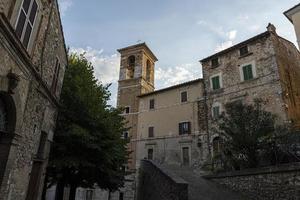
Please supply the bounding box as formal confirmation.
[211,58,219,68]
[242,65,254,81]
[211,76,221,90]
[240,46,249,56]
[122,131,129,139]
[125,107,130,114]
[181,91,187,103]
[148,127,154,138]
[179,122,191,135]
[149,99,155,110]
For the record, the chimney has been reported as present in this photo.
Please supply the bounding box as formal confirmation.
[267,23,277,34]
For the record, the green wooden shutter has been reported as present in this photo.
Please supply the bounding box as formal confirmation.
[212,76,220,90]
[243,65,253,80]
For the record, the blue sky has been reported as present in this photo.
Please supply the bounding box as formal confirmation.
[58,0,299,106]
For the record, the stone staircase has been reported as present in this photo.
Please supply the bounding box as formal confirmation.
[159,164,249,200]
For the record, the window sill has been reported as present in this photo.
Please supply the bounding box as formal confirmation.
[240,77,258,84]
[211,64,220,69]
[209,88,224,95]
[239,52,253,59]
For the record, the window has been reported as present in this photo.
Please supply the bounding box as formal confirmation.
[211,58,219,68]
[51,58,61,93]
[119,192,124,200]
[242,64,254,81]
[239,46,249,56]
[125,107,130,114]
[182,147,190,166]
[149,99,155,110]
[213,137,222,156]
[86,190,93,200]
[181,91,187,103]
[147,148,153,160]
[179,122,191,135]
[122,131,129,139]
[212,105,220,119]
[0,98,7,132]
[127,56,135,79]
[15,0,38,48]
[148,127,154,138]
[211,75,221,90]
[146,60,151,82]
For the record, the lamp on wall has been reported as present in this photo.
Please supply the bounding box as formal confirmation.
[7,70,20,94]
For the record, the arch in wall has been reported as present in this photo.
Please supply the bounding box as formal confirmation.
[127,55,135,79]
[146,60,151,82]
[0,92,17,186]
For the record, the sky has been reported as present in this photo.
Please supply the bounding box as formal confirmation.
[58,0,299,106]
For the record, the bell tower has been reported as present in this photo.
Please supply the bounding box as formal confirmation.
[117,43,157,170]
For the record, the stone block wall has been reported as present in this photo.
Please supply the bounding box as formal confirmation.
[137,160,188,200]
[204,162,300,200]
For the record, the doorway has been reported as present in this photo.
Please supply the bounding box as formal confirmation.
[182,147,190,166]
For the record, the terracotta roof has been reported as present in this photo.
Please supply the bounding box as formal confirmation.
[138,78,203,97]
[200,31,270,63]
[117,42,158,61]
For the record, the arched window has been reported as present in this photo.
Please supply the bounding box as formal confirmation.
[0,98,7,132]
[127,56,135,79]
[146,60,151,82]
[212,137,222,156]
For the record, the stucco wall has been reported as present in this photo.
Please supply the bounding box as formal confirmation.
[136,80,207,168]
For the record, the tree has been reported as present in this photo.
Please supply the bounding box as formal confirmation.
[45,53,128,200]
[216,99,276,170]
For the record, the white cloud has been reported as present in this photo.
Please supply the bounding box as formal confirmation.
[70,47,120,85]
[228,30,237,40]
[215,41,233,52]
[155,64,202,88]
[58,0,73,16]
[237,14,250,22]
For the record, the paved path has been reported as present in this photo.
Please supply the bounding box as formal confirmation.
[160,164,249,200]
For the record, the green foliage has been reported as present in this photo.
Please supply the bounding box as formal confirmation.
[216,99,276,170]
[47,53,128,191]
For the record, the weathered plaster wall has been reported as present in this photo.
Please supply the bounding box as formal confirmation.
[136,80,208,168]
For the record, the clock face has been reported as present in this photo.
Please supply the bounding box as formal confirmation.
[0,99,7,132]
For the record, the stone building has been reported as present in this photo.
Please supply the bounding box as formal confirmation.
[117,43,157,170]
[136,79,205,168]
[285,3,300,48]
[0,0,67,200]
[117,23,300,174]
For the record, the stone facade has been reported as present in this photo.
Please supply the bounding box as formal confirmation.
[204,162,300,200]
[117,43,157,170]
[0,0,67,200]
[117,24,300,175]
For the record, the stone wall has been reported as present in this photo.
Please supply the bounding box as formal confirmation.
[204,162,300,200]
[137,160,188,200]
[0,0,67,199]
